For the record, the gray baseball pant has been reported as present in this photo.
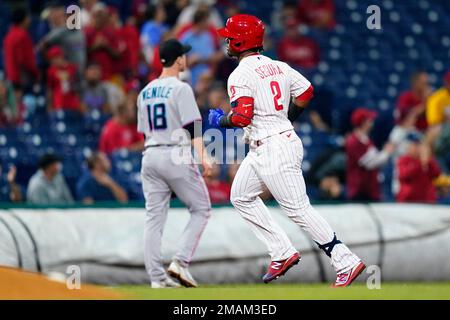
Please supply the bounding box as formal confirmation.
[141,147,211,282]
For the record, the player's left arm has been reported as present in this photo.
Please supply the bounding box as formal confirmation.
[288,85,314,122]
[287,63,314,122]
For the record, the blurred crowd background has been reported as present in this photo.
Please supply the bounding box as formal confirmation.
[0,0,450,206]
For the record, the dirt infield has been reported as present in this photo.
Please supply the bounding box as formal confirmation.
[0,267,123,300]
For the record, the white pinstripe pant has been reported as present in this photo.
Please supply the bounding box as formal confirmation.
[230,131,360,273]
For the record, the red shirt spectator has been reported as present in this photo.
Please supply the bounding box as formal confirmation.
[345,108,394,201]
[84,4,120,80]
[396,134,441,203]
[148,45,163,81]
[396,91,428,131]
[395,71,431,132]
[277,34,320,69]
[85,26,119,80]
[205,164,231,204]
[108,7,140,77]
[3,23,39,87]
[121,23,141,75]
[297,0,336,30]
[397,156,440,203]
[277,18,320,69]
[46,47,81,111]
[99,119,144,154]
[346,133,381,201]
[99,101,144,154]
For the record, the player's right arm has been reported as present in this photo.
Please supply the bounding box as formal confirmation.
[286,64,314,121]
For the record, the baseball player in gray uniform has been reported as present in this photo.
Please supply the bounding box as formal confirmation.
[137,39,213,288]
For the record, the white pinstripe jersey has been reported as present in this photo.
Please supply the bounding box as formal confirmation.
[227,54,311,141]
[137,76,201,147]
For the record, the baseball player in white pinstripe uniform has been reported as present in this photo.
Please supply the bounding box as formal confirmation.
[208,14,366,287]
[138,39,213,289]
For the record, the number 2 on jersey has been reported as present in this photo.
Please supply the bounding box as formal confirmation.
[147,103,167,131]
[270,81,283,111]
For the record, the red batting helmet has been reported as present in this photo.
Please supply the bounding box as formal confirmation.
[217,14,265,53]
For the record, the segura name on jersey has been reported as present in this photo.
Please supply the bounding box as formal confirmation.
[254,63,284,79]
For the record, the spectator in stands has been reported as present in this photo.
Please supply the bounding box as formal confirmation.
[425,71,450,172]
[276,18,321,70]
[179,8,223,87]
[194,71,214,112]
[0,79,19,127]
[46,46,83,113]
[273,0,298,32]
[426,70,450,128]
[390,99,422,159]
[81,63,110,114]
[345,108,394,201]
[318,175,345,201]
[104,81,126,115]
[27,154,74,205]
[176,0,223,29]
[159,0,187,28]
[141,4,170,66]
[77,152,128,204]
[99,100,144,154]
[396,132,440,203]
[395,71,431,133]
[37,3,86,76]
[205,163,231,204]
[0,165,23,203]
[108,6,140,79]
[80,0,98,28]
[307,147,346,201]
[227,163,239,183]
[297,0,336,30]
[124,79,141,113]
[388,109,422,197]
[433,121,450,174]
[3,8,39,105]
[201,81,228,119]
[122,15,142,78]
[84,2,120,80]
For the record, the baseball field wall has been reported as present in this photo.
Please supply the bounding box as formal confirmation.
[0,204,449,284]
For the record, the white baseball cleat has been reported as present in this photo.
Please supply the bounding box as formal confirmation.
[151,277,181,289]
[167,260,198,288]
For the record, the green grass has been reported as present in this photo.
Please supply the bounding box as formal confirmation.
[114,282,450,300]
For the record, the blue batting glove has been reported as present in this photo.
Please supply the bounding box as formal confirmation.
[208,108,225,128]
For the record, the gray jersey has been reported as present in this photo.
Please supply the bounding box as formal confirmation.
[137,76,201,147]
